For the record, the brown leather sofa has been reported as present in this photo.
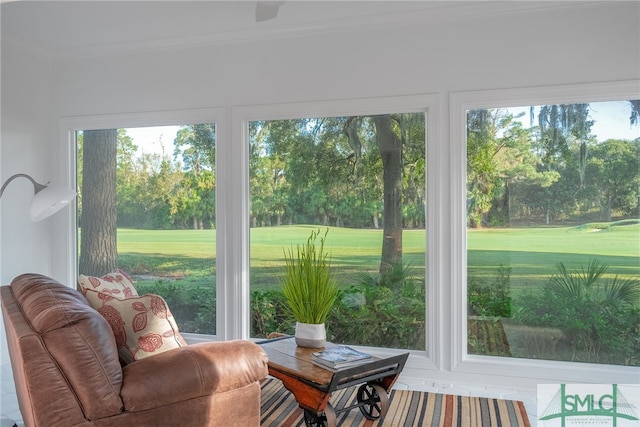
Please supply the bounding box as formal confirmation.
[1,273,269,427]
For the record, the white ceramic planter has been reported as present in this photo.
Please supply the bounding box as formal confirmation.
[294,322,326,348]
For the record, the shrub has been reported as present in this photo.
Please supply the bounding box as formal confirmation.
[136,280,215,334]
[328,262,426,350]
[514,258,639,365]
[251,290,293,338]
[468,265,512,318]
[252,261,426,350]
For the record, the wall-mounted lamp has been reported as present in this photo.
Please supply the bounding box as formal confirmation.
[0,173,76,221]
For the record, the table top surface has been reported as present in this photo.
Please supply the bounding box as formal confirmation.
[260,337,387,387]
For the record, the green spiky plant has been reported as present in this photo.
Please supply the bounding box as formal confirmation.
[548,258,639,305]
[281,228,339,324]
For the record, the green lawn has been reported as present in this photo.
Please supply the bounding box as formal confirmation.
[117,223,639,294]
[466,223,640,290]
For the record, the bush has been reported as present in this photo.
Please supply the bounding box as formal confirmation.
[329,280,426,350]
[328,262,425,349]
[251,261,426,350]
[514,258,639,365]
[136,280,215,334]
[251,290,293,338]
[468,265,512,318]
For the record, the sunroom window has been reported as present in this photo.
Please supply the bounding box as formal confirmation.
[247,113,427,350]
[465,100,640,366]
[76,124,217,334]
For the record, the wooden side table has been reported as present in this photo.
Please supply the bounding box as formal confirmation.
[259,336,408,427]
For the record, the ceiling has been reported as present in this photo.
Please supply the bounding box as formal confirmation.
[1,1,599,57]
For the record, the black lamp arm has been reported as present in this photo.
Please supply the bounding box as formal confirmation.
[0,173,48,198]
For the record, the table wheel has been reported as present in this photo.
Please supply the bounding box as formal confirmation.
[303,403,336,427]
[357,383,389,420]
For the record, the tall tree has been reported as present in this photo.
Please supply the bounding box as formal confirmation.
[534,104,593,224]
[586,139,640,220]
[174,123,216,174]
[115,129,140,227]
[467,109,559,227]
[173,124,216,228]
[79,129,118,276]
[249,114,424,273]
[466,110,498,228]
[372,115,404,272]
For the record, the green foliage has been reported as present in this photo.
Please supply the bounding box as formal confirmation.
[574,219,640,231]
[467,106,638,227]
[281,228,340,324]
[547,258,640,305]
[514,258,640,365]
[357,261,412,289]
[108,104,637,232]
[193,287,216,335]
[250,290,294,338]
[117,226,638,359]
[328,267,426,350]
[585,139,640,219]
[468,265,512,318]
[467,267,514,357]
[174,123,216,173]
[136,280,215,335]
[254,261,425,350]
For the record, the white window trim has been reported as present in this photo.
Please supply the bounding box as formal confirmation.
[231,94,440,372]
[449,80,640,386]
[59,107,225,341]
[56,83,639,390]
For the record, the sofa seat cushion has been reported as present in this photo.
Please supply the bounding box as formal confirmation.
[121,340,269,412]
[78,269,138,299]
[84,289,187,364]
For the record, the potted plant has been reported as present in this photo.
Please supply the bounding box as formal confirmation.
[282,228,340,348]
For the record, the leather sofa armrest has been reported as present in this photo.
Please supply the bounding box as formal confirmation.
[120,340,268,412]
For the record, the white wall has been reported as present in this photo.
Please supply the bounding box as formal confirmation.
[52,3,639,117]
[0,41,62,284]
[1,0,639,395]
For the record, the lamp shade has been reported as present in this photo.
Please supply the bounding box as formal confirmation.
[1,173,77,222]
[29,184,77,221]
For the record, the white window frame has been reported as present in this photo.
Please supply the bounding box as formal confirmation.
[55,84,639,388]
[59,107,226,341]
[449,80,640,385]
[231,94,440,369]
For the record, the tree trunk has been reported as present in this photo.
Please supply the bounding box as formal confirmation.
[546,208,550,225]
[373,115,403,274]
[79,129,118,276]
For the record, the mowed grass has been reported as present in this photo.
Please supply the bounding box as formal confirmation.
[467,223,640,290]
[117,223,639,294]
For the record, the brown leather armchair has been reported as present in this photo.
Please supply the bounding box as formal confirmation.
[1,273,268,427]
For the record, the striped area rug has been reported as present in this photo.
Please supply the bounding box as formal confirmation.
[261,378,531,427]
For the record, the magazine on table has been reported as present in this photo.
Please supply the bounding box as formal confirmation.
[311,345,372,370]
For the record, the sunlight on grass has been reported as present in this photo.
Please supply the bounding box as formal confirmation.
[117,224,639,294]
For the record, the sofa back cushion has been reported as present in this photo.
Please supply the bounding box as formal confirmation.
[10,274,124,421]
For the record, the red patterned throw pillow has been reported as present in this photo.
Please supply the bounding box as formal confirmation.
[78,269,138,299]
[84,289,187,364]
